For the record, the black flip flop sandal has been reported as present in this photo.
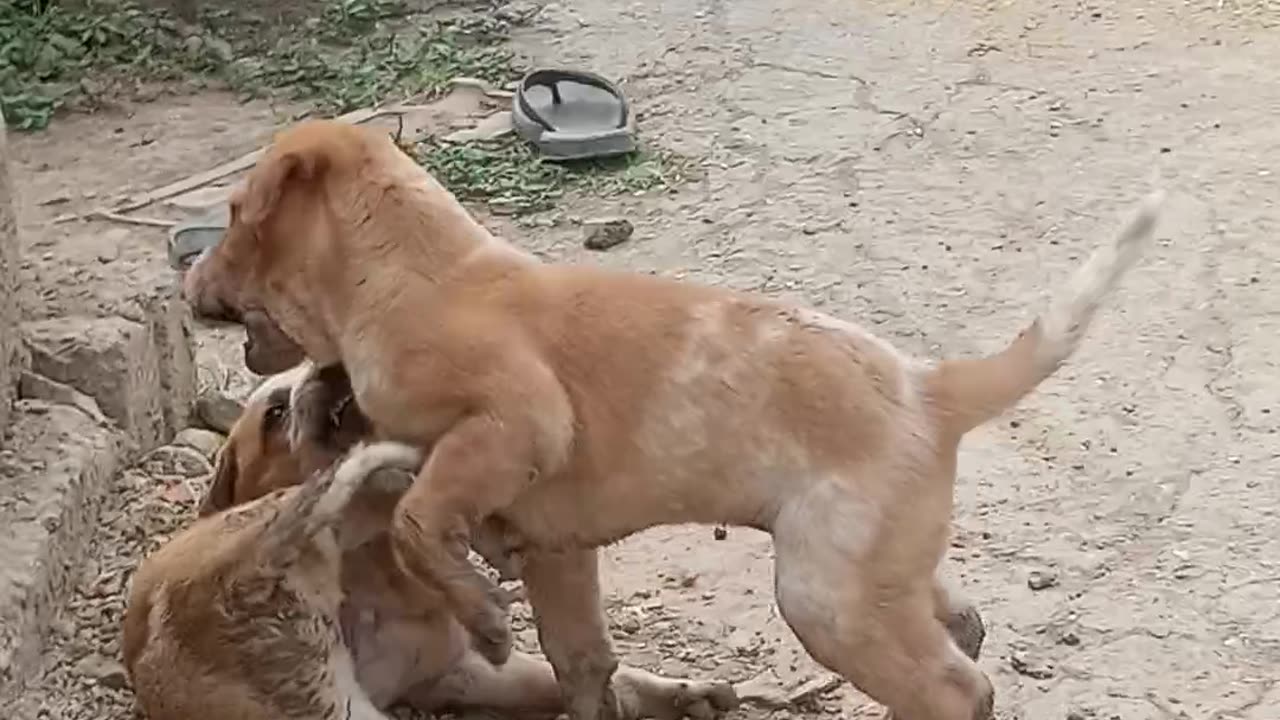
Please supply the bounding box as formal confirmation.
[512,68,637,161]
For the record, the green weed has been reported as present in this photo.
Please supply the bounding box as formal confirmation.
[0,0,517,130]
[418,135,697,215]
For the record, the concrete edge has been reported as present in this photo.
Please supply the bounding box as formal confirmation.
[0,400,126,706]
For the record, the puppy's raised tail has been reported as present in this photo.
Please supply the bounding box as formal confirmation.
[260,441,423,567]
[924,191,1165,440]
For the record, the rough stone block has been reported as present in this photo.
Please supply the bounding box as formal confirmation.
[0,111,22,440]
[138,283,197,432]
[22,316,167,453]
[0,401,124,705]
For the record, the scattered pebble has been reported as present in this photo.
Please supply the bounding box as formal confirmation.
[74,655,130,691]
[141,445,212,478]
[582,217,634,250]
[195,390,244,434]
[1010,649,1056,679]
[1027,568,1059,591]
[173,427,226,459]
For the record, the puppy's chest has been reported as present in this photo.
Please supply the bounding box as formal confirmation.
[347,364,410,426]
[348,368,457,443]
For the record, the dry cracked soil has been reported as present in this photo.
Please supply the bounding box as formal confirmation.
[7,1,1280,719]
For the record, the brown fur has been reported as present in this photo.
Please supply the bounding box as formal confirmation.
[183,119,1160,720]
[123,363,738,720]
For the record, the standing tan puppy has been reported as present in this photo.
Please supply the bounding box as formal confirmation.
[184,119,1163,720]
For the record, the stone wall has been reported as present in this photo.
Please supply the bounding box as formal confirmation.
[0,109,198,706]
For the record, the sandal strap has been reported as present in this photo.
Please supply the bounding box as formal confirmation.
[516,69,629,133]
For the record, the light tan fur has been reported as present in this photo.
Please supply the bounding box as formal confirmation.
[183,119,1162,720]
[123,439,424,720]
[123,365,738,720]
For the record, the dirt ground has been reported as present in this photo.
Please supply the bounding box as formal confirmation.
[9,0,1280,718]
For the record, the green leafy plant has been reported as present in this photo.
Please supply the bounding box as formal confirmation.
[0,0,694,210]
[0,0,518,130]
[418,136,697,215]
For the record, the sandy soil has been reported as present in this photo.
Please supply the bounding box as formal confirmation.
[8,1,1279,719]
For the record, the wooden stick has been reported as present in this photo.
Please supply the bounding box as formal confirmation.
[109,80,498,214]
[51,209,177,227]
[110,148,265,214]
[110,104,425,214]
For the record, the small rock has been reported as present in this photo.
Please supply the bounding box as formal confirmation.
[618,614,642,634]
[75,655,129,691]
[143,445,212,478]
[713,525,728,541]
[1027,568,1059,591]
[1010,649,1056,679]
[582,218,634,250]
[195,390,244,434]
[174,427,226,459]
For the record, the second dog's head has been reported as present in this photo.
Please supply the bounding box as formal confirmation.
[199,362,373,516]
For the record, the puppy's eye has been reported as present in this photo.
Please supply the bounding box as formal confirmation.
[262,403,287,431]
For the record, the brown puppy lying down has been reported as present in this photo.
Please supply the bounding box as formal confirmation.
[184,119,1164,720]
[122,363,737,720]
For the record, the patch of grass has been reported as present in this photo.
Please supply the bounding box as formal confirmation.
[1,0,520,130]
[418,135,698,215]
[2,0,694,208]
[1,0,194,129]
[209,0,517,115]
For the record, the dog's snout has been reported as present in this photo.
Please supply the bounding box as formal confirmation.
[183,264,242,323]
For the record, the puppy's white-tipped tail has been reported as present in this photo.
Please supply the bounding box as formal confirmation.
[260,441,424,567]
[925,191,1165,438]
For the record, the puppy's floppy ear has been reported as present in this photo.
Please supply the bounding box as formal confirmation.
[198,444,238,517]
[239,150,322,227]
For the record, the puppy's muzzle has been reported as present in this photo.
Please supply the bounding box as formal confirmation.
[183,259,243,324]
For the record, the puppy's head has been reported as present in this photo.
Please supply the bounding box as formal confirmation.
[198,362,375,517]
[198,384,301,517]
[182,120,380,375]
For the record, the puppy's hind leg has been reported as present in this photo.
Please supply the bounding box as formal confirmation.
[612,666,739,720]
[404,649,565,717]
[933,571,986,662]
[411,646,739,720]
[771,498,994,720]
